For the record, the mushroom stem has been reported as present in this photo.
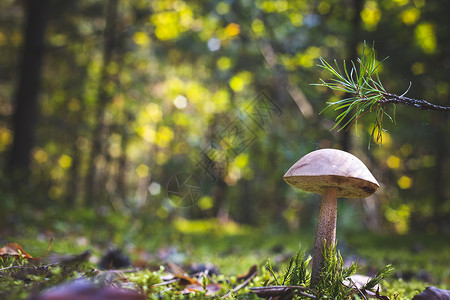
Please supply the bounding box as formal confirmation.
[310,187,338,287]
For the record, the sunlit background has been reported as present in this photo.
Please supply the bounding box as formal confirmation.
[0,0,448,243]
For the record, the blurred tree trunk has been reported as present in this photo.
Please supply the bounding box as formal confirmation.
[342,0,384,231]
[66,140,82,206]
[213,177,228,221]
[65,68,88,207]
[237,180,254,224]
[432,41,450,230]
[85,0,119,206]
[433,113,448,229]
[340,0,363,152]
[98,67,126,209]
[116,112,132,202]
[8,0,48,180]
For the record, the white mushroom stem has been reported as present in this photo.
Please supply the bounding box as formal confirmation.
[310,187,338,287]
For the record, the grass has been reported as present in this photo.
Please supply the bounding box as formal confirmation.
[347,233,450,285]
[1,210,450,299]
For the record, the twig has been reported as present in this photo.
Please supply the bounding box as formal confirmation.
[380,92,450,111]
[0,265,37,272]
[291,286,317,299]
[221,271,257,298]
[349,278,367,300]
[44,238,53,258]
[250,285,317,299]
[101,268,143,274]
[153,279,178,286]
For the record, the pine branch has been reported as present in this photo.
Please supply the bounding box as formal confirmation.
[315,41,449,145]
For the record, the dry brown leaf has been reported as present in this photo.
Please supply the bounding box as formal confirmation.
[175,274,200,286]
[30,279,145,300]
[237,264,257,281]
[0,243,32,259]
[167,261,187,275]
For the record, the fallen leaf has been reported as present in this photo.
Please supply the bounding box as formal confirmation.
[412,286,450,300]
[46,250,91,266]
[175,274,200,285]
[237,264,257,281]
[166,261,187,275]
[182,283,222,296]
[29,279,145,300]
[0,243,32,259]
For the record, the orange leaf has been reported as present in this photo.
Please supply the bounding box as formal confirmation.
[237,264,257,281]
[174,274,200,286]
[0,243,32,259]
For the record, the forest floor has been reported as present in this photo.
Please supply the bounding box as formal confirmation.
[1,212,450,299]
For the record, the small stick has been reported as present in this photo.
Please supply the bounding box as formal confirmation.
[349,278,367,300]
[0,265,36,272]
[221,271,257,298]
[44,238,54,258]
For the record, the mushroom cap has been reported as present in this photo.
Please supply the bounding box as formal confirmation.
[283,148,379,198]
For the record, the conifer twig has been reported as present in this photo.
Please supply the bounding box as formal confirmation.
[315,41,449,145]
[379,92,450,111]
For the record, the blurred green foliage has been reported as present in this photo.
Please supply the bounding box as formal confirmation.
[0,0,448,239]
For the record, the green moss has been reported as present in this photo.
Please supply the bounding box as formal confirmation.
[2,212,450,299]
[347,233,450,286]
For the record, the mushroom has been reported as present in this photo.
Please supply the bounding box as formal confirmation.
[283,148,379,287]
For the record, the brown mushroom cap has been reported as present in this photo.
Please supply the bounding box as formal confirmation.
[283,148,379,198]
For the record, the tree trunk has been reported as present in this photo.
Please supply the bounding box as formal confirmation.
[237,180,255,224]
[84,0,119,206]
[8,0,48,180]
[340,0,363,151]
[213,177,229,222]
[65,48,90,206]
[66,138,82,206]
[116,114,131,202]
[433,113,448,229]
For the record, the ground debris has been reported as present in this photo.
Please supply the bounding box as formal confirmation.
[412,286,450,300]
[28,279,145,300]
[99,248,131,270]
[0,243,32,259]
[250,285,316,299]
